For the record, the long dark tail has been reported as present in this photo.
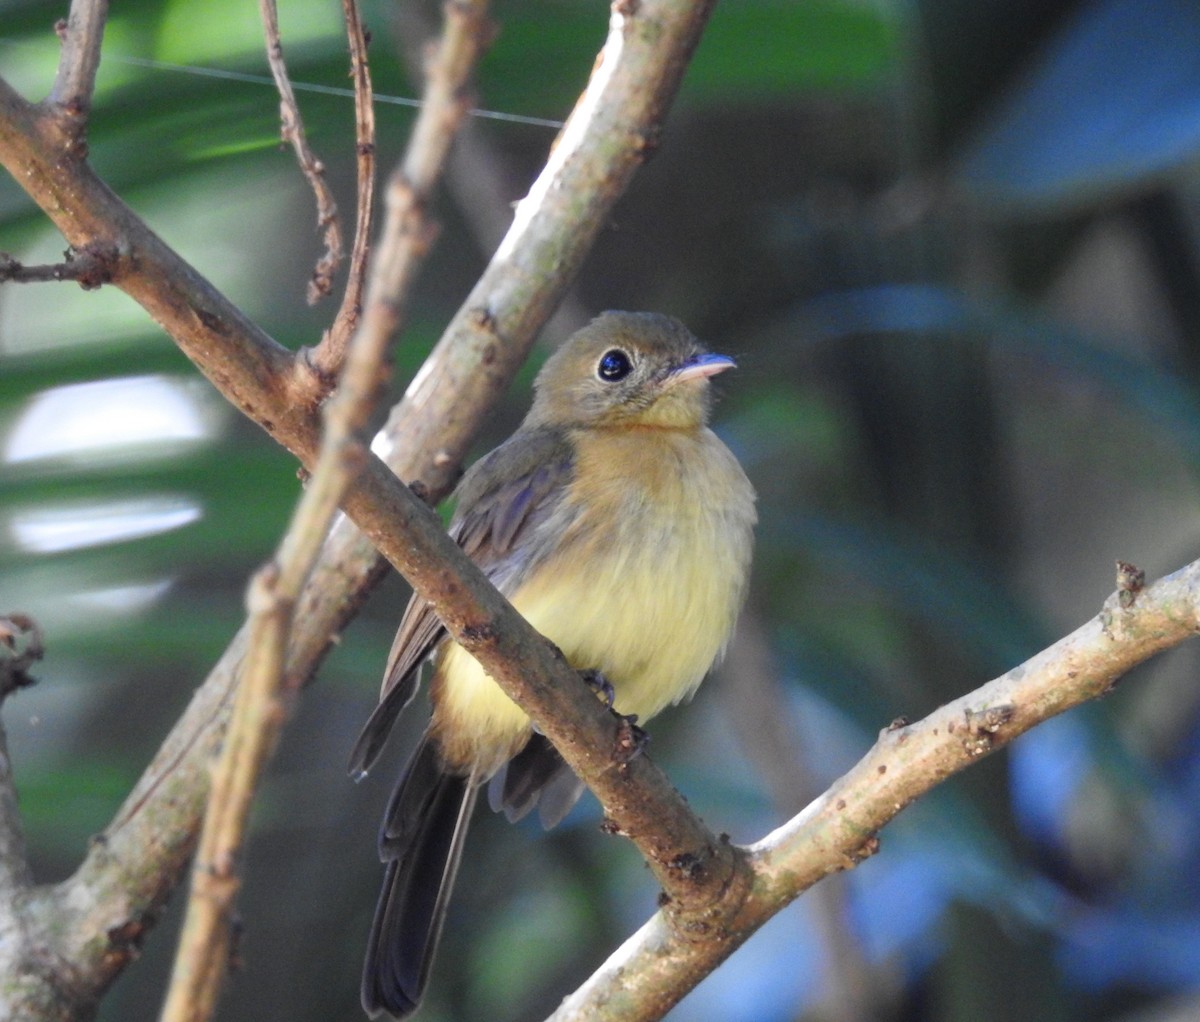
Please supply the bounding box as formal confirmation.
[361,734,477,1019]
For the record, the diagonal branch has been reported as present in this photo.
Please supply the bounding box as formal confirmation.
[160,148,402,1022]
[0,0,724,1014]
[162,3,487,1018]
[49,0,108,122]
[549,559,1200,1022]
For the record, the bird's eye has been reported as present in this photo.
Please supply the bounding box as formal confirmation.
[597,349,633,382]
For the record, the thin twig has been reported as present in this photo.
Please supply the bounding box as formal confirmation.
[158,375,387,1020]
[320,0,377,371]
[717,618,878,1022]
[258,0,344,305]
[0,76,322,456]
[548,559,1200,1022]
[391,2,593,333]
[308,0,496,379]
[48,0,108,127]
[160,62,394,1016]
[400,0,495,195]
[160,4,488,1017]
[158,562,291,1022]
[0,244,117,288]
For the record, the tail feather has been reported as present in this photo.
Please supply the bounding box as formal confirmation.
[348,670,423,780]
[488,733,586,828]
[361,736,477,1019]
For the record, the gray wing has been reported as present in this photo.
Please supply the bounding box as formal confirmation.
[348,428,574,777]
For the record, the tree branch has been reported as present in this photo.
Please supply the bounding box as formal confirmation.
[0,76,322,460]
[320,0,377,368]
[308,0,494,379]
[391,1,594,335]
[0,0,724,1013]
[548,559,1200,1022]
[161,2,488,1016]
[48,0,108,124]
[716,616,875,1022]
[156,564,291,1022]
[160,171,404,1022]
[259,0,344,304]
[0,614,39,892]
[0,244,118,288]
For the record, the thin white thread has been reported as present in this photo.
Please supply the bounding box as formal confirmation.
[0,39,565,130]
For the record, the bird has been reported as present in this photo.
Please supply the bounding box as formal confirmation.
[350,310,756,1018]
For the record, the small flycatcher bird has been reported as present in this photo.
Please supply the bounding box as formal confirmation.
[350,311,756,1018]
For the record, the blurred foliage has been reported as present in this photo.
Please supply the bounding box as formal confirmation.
[4,0,1200,1021]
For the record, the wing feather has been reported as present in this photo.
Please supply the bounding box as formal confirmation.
[348,428,574,777]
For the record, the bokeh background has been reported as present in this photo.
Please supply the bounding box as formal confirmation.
[5,0,1200,1020]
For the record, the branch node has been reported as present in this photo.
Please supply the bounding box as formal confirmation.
[49,0,109,147]
[0,613,44,698]
[666,850,704,881]
[612,714,649,765]
[469,304,498,333]
[0,242,118,289]
[297,341,340,394]
[459,621,497,645]
[1116,559,1146,608]
[632,124,663,159]
[245,563,282,616]
[843,834,880,867]
[190,305,226,336]
[961,704,1016,756]
[104,916,149,972]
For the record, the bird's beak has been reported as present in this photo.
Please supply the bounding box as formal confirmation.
[671,353,736,383]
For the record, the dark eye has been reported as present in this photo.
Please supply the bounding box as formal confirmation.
[597,349,632,382]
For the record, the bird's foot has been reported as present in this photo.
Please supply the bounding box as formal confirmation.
[580,668,615,708]
[577,669,647,763]
[613,712,649,764]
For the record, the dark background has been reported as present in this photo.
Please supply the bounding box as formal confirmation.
[4,0,1200,1019]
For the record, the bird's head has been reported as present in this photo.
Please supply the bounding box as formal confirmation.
[527,311,735,431]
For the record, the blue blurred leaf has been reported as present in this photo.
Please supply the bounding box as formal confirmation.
[956,0,1200,212]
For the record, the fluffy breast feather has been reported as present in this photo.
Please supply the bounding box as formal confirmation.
[432,426,755,776]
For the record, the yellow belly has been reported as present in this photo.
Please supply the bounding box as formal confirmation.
[432,426,754,776]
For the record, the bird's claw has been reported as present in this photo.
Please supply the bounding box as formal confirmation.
[613,713,649,764]
[578,669,646,763]
[580,668,615,709]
